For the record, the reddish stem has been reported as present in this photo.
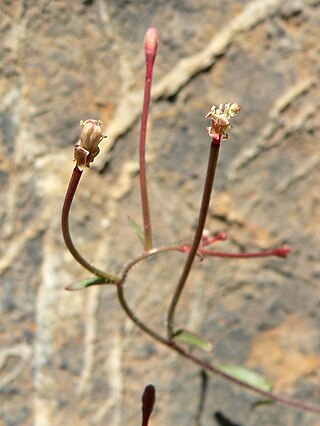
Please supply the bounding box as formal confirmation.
[116,249,320,416]
[140,28,158,251]
[183,246,291,259]
[167,139,221,337]
[61,166,119,282]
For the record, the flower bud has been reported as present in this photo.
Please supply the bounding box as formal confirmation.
[74,119,106,170]
[274,246,291,257]
[144,27,158,61]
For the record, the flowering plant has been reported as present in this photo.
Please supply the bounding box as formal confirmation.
[61,28,320,420]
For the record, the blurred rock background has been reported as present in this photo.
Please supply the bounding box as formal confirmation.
[0,0,319,425]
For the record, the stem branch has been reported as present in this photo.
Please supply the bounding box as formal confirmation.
[116,256,320,415]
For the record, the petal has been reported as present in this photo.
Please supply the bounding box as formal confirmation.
[75,146,90,170]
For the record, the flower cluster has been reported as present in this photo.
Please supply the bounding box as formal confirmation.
[206,102,241,141]
[74,119,106,170]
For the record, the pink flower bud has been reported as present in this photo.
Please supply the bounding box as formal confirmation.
[274,246,291,257]
[216,232,228,241]
[144,27,158,61]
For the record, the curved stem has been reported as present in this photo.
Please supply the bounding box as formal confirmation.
[116,256,320,415]
[61,166,119,282]
[167,140,221,337]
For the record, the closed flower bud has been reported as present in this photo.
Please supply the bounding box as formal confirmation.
[74,119,106,170]
[144,27,159,59]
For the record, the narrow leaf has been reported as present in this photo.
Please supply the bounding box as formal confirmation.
[252,399,273,408]
[219,365,272,392]
[173,329,213,352]
[65,277,106,291]
[128,216,145,246]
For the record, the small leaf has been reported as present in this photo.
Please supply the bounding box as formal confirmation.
[252,399,273,408]
[219,365,272,392]
[128,216,145,246]
[172,329,213,352]
[65,277,106,291]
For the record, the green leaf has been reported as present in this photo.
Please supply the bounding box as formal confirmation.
[172,329,213,352]
[65,277,106,291]
[128,216,145,246]
[219,365,272,392]
[252,399,274,408]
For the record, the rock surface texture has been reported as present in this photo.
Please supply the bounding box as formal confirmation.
[0,0,319,425]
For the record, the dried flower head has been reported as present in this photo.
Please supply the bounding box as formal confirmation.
[74,119,106,170]
[206,102,240,141]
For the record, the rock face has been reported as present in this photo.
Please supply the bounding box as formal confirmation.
[0,1,319,425]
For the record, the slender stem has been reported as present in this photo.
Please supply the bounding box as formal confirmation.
[139,61,153,250]
[187,247,290,259]
[140,30,158,251]
[116,257,320,415]
[61,166,119,282]
[176,245,290,259]
[167,140,221,337]
[130,244,290,261]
